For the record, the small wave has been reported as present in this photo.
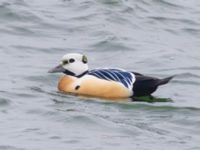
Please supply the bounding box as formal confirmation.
[148,16,199,26]
[104,101,200,111]
[0,98,10,106]
[91,37,132,52]
[178,73,200,79]
[97,0,123,6]
[0,145,24,150]
[152,0,185,9]
[182,28,200,37]
[172,80,200,86]
[0,2,41,23]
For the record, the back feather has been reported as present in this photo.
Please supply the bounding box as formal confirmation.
[158,76,175,86]
[88,69,135,89]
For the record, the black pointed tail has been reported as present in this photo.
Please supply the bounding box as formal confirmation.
[158,76,175,86]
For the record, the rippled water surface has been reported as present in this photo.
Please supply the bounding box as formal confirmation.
[1,0,200,149]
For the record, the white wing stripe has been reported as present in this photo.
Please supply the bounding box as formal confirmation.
[88,69,135,89]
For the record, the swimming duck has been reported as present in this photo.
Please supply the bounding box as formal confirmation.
[48,53,173,99]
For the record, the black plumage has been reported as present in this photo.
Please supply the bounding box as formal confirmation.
[132,73,174,96]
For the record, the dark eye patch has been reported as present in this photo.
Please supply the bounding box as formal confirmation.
[62,60,68,65]
[82,55,88,64]
[69,58,75,63]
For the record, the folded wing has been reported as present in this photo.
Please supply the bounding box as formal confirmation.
[88,69,135,89]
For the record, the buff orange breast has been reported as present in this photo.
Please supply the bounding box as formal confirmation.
[57,75,132,98]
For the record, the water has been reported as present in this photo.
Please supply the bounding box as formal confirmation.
[1,0,200,149]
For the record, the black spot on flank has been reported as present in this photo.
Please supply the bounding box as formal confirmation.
[75,85,80,90]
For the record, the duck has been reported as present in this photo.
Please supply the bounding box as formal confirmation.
[48,53,174,99]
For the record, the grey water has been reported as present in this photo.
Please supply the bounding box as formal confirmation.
[0,0,200,149]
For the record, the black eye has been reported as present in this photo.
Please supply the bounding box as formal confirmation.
[69,58,75,63]
[62,60,68,65]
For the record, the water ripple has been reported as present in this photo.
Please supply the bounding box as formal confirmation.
[1,0,200,149]
[0,97,10,106]
[0,145,24,150]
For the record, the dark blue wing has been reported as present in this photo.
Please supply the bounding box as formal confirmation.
[88,69,135,89]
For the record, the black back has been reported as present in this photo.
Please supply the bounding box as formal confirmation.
[132,74,161,96]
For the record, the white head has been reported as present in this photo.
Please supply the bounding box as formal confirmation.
[48,53,89,77]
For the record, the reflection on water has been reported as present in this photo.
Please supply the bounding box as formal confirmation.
[0,0,200,149]
[132,96,173,103]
